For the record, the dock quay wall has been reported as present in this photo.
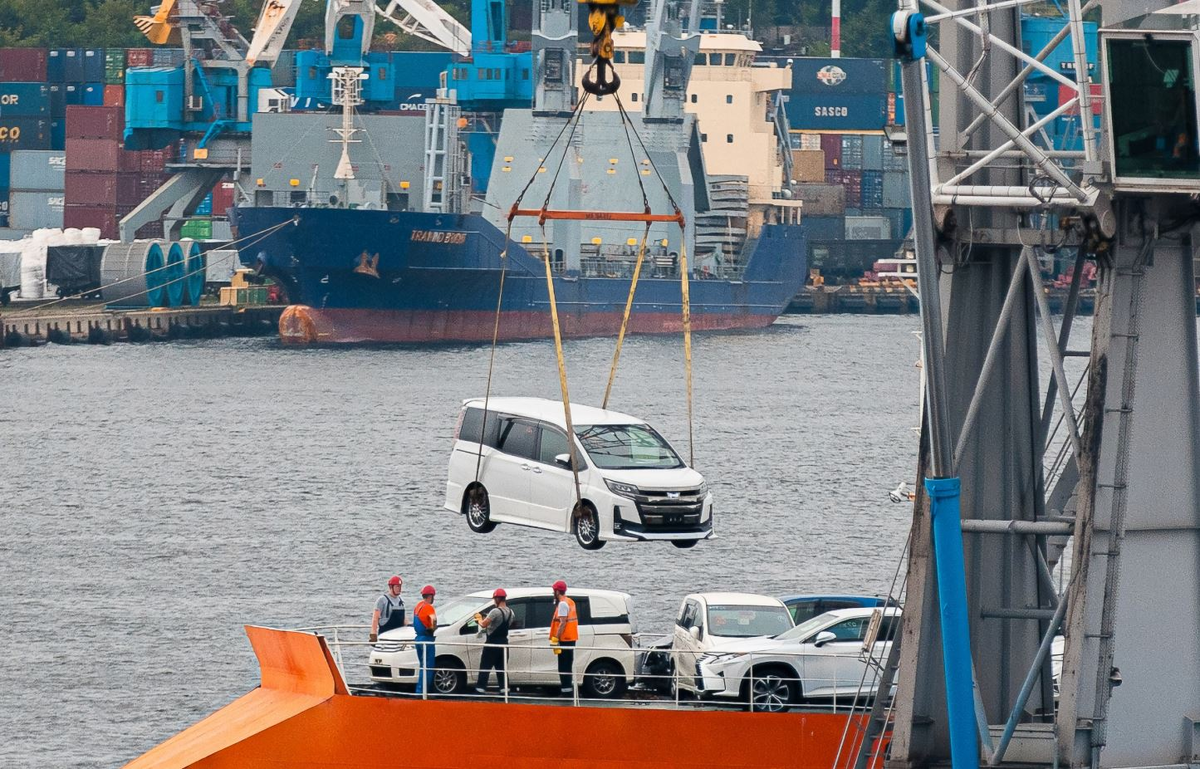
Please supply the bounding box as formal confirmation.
[1,303,282,347]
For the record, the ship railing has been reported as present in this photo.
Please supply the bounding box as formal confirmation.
[293,626,894,715]
[578,254,748,281]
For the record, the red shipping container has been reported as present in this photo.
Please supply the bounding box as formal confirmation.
[65,105,123,141]
[1057,83,1103,116]
[65,171,144,207]
[103,84,125,108]
[64,204,120,239]
[126,48,153,68]
[212,181,235,215]
[138,148,168,173]
[65,138,122,172]
[821,133,842,169]
[0,48,49,82]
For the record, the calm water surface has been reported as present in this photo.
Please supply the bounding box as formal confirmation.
[2,315,924,767]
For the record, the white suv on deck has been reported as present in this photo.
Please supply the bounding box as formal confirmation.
[368,587,636,698]
[670,592,795,695]
[444,397,714,550]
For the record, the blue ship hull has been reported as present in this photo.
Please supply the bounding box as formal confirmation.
[232,207,806,344]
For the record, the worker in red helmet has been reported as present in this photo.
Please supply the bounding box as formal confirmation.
[473,588,515,695]
[369,575,405,644]
[413,585,438,695]
[549,580,578,696]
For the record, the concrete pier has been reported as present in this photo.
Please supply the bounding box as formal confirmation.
[1,301,283,347]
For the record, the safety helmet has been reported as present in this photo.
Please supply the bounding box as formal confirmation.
[421,584,436,597]
[387,575,402,587]
[493,588,507,600]
[552,580,567,593]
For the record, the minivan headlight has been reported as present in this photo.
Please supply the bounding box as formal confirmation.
[605,480,640,498]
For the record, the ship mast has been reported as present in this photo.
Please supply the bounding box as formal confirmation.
[330,67,366,191]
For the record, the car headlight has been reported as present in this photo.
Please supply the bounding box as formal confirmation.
[698,482,709,498]
[605,479,640,498]
[699,652,741,665]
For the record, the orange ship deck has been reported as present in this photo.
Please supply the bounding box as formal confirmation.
[125,626,886,769]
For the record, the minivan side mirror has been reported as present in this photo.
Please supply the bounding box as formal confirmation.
[555,453,573,469]
[688,625,702,641]
[813,631,837,647]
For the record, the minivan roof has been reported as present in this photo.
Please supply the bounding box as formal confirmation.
[463,397,647,429]
[687,592,788,608]
[462,587,632,603]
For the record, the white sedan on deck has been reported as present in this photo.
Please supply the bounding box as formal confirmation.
[695,606,902,711]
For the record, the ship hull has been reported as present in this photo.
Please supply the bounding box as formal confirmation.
[233,207,807,345]
[124,627,885,769]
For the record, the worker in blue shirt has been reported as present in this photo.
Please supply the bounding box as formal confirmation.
[413,585,438,695]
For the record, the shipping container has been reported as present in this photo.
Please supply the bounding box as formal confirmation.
[65,138,122,172]
[0,83,51,118]
[10,150,66,191]
[0,118,52,151]
[846,214,892,240]
[152,48,186,67]
[790,149,826,183]
[840,134,864,170]
[196,193,213,215]
[788,93,888,131]
[180,217,214,239]
[139,148,169,173]
[883,171,910,208]
[862,134,885,170]
[103,84,125,108]
[49,119,64,151]
[8,190,65,229]
[1021,16,1097,82]
[883,208,907,240]
[787,57,888,96]
[48,49,104,83]
[797,132,822,151]
[49,84,74,117]
[842,169,863,208]
[793,183,846,216]
[63,204,124,239]
[65,171,145,207]
[65,105,123,141]
[126,48,153,68]
[0,152,11,191]
[212,181,236,215]
[0,48,48,82]
[883,138,907,171]
[820,133,842,169]
[81,84,104,106]
[802,215,845,241]
[105,49,126,84]
[861,170,885,208]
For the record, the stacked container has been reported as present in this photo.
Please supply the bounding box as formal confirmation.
[62,105,168,239]
[8,150,66,230]
[46,49,105,152]
[0,80,53,223]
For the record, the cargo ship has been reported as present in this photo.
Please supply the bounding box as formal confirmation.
[232,23,806,344]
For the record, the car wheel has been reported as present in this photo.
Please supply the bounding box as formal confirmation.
[432,657,466,695]
[744,668,797,713]
[464,487,496,533]
[573,503,605,550]
[583,659,628,699]
[671,539,698,549]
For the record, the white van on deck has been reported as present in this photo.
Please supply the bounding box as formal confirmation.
[444,397,714,550]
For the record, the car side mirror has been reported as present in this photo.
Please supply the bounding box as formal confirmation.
[555,453,573,469]
[813,631,837,647]
[688,625,701,641]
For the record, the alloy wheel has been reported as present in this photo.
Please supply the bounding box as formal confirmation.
[751,675,792,712]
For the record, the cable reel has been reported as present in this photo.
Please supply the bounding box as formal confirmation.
[578,0,636,96]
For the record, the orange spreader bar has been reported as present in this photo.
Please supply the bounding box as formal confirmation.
[509,207,685,225]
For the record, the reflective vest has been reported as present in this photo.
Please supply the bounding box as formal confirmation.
[414,601,437,639]
[550,596,578,642]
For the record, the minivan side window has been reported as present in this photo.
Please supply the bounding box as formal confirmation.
[538,426,570,465]
[497,418,539,459]
[506,598,529,630]
[458,407,500,447]
[527,597,556,629]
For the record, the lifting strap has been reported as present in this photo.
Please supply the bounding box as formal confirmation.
[540,224,585,509]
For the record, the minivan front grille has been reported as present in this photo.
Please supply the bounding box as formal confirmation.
[631,487,704,527]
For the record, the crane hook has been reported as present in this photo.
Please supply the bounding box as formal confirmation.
[579,1,628,96]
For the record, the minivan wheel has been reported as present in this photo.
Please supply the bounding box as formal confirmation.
[573,504,605,550]
[583,659,628,699]
[432,657,467,695]
[465,487,496,533]
[671,539,699,549]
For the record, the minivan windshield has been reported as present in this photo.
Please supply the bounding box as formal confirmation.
[706,604,794,638]
[434,596,489,628]
[574,424,684,470]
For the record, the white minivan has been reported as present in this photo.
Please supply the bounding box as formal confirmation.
[444,397,714,550]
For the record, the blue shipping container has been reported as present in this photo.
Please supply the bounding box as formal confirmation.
[196,192,213,215]
[0,153,11,190]
[787,94,888,131]
[0,118,52,151]
[81,83,104,106]
[0,83,50,118]
[803,215,845,241]
[48,49,104,82]
[789,57,888,96]
[1021,16,1098,82]
[50,119,64,150]
[861,170,885,208]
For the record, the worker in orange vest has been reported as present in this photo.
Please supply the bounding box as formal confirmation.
[413,585,438,695]
[549,580,578,696]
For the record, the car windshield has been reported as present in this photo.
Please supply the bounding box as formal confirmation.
[434,596,488,627]
[775,614,833,641]
[574,424,684,470]
[705,604,794,638]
